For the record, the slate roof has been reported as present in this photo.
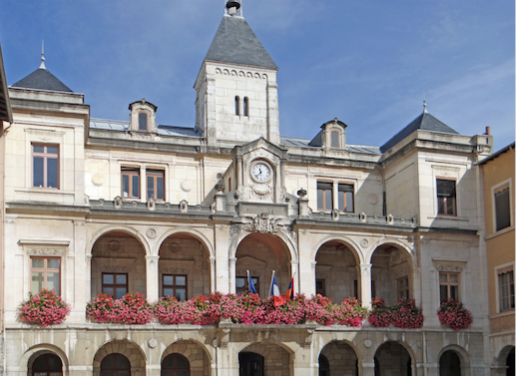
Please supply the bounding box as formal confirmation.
[204,15,278,70]
[380,111,459,153]
[281,137,381,155]
[11,67,73,93]
[90,119,201,138]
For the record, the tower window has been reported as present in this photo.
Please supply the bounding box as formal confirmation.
[138,112,148,131]
[243,97,249,117]
[235,96,240,115]
[437,178,456,216]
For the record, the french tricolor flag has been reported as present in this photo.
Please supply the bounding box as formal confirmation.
[269,271,286,307]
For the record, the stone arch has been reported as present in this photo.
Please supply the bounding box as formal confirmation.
[231,229,298,262]
[239,341,293,376]
[437,345,471,376]
[367,240,415,305]
[87,225,151,257]
[313,238,362,302]
[233,232,294,297]
[366,238,414,265]
[90,229,148,298]
[92,340,146,376]
[497,345,515,368]
[161,340,212,376]
[319,340,360,375]
[158,231,213,299]
[311,235,363,264]
[157,228,215,259]
[19,345,69,376]
[373,340,416,376]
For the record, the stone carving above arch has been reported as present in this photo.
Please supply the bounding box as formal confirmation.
[432,258,467,272]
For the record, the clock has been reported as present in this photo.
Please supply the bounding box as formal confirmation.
[251,162,272,183]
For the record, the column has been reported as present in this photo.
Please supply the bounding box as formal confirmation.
[146,255,160,301]
[229,257,237,294]
[361,361,375,376]
[360,263,372,309]
[209,256,216,292]
[291,259,299,295]
[85,254,92,303]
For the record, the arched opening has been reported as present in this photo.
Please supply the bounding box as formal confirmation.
[159,233,211,300]
[30,352,63,376]
[161,340,210,376]
[235,96,240,115]
[320,341,358,375]
[93,340,145,376]
[315,241,359,302]
[239,352,264,376]
[91,231,147,298]
[370,244,413,305]
[374,342,412,376]
[235,234,291,298]
[439,350,461,376]
[506,347,515,376]
[243,97,249,117]
[239,343,291,376]
[161,354,190,376]
[318,354,329,376]
[100,354,131,376]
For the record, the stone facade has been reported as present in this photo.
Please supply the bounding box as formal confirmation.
[0,4,502,376]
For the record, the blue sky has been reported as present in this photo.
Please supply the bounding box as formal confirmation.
[1,1,514,150]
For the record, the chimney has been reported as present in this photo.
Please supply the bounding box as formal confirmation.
[485,126,491,135]
[226,0,241,16]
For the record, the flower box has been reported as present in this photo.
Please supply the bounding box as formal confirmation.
[86,293,152,325]
[18,289,70,326]
[368,297,424,329]
[437,299,472,330]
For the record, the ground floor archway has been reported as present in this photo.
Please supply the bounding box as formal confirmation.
[374,342,412,376]
[319,341,359,375]
[239,343,291,376]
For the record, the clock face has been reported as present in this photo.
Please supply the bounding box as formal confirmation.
[251,162,271,182]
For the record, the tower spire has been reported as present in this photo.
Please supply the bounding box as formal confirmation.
[39,40,46,69]
[423,94,427,113]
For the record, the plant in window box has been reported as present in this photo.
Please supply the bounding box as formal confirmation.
[368,297,424,328]
[86,293,152,325]
[437,299,473,330]
[333,297,369,327]
[18,289,70,326]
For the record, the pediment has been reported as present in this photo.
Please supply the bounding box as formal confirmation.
[233,137,287,160]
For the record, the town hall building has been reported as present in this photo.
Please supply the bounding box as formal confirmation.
[0,1,512,375]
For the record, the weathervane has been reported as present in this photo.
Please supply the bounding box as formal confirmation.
[39,40,46,69]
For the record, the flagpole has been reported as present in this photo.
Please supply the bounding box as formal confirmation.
[268,270,275,298]
[246,270,250,291]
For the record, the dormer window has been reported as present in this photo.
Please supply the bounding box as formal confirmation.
[331,130,340,148]
[243,97,249,117]
[235,96,240,115]
[129,98,158,132]
[138,112,148,131]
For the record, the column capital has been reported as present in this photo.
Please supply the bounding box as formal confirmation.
[145,255,160,261]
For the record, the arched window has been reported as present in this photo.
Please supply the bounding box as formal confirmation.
[138,112,148,131]
[439,350,461,376]
[161,353,190,376]
[243,97,249,117]
[100,353,131,376]
[235,96,240,115]
[32,353,63,376]
[318,354,329,376]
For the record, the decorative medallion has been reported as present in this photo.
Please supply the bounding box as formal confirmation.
[146,228,157,239]
[108,240,120,251]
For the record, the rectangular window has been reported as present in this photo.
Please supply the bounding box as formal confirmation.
[315,279,326,296]
[147,169,165,200]
[31,257,60,295]
[498,268,514,311]
[236,276,259,295]
[338,183,354,212]
[163,274,187,301]
[331,131,340,148]
[439,272,460,303]
[317,182,333,211]
[32,144,59,189]
[102,273,128,299]
[397,277,409,300]
[495,186,511,231]
[138,112,148,131]
[121,167,140,198]
[437,179,456,216]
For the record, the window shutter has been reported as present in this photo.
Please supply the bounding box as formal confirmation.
[495,188,511,231]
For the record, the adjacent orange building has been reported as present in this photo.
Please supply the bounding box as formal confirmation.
[479,141,515,375]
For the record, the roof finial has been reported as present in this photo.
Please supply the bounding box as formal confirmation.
[423,94,427,113]
[225,0,242,17]
[39,40,46,69]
